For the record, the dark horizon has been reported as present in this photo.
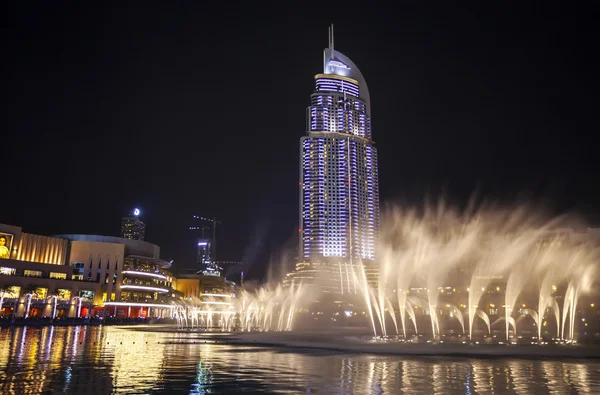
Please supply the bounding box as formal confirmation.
[3,3,598,280]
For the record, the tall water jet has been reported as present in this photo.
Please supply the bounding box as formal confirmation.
[385,297,399,335]
[505,266,530,340]
[377,254,392,336]
[474,308,491,335]
[405,300,418,335]
[550,298,561,338]
[497,315,518,338]
[508,316,517,337]
[562,282,575,340]
[427,296,439,338]
[446,303,465,335]
[352,263,378,337]
[397,290,408,337]
[537,273,558,341]
[522,308,539,335]
[467,205,555,340]
[394,248,417,337]
[369,287,386,337]
[561,252,597,340]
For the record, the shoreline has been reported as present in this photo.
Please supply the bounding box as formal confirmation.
[123,326,600,360]
[227,337,600,360]
[0,317,174,328]
[3,323,599,360]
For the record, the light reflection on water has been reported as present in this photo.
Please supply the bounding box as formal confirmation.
[1,326,600,394]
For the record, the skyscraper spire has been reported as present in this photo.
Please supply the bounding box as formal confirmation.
[329,23,334,52]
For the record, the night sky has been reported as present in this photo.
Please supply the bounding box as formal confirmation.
[3,2,598,280]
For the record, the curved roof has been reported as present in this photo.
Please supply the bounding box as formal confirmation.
[56,234,164,263]
[323,48,371,116]
[126,255,172,268]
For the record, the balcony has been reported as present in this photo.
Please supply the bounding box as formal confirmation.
[120,284,169,293]
[120,279,171,293]
[122,270,167,280]
[122,264,171,280]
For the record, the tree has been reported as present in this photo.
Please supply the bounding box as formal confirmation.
[23,284,38,297]
[0,285,12,317]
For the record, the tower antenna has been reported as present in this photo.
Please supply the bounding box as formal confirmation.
[330,23,334,52]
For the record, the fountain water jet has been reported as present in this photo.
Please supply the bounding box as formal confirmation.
[474,309,491,335]
[352,263,378,337]
[405,300,418,335]
[504,264,531,340]
[446,303,465,335]
[385,297,399,335]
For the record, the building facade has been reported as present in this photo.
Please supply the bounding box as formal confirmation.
[290,28,380,293]
[0,223,101,318]
[58,234,179,318]
[0,222,180,320]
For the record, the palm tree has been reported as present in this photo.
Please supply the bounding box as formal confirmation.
[0,285,12,317]
[23,284,37,296]
[54,288,68,300]
[22,284,38,319]
[47,288,64,319]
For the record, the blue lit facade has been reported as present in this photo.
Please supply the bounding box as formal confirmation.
[299,47,380,266]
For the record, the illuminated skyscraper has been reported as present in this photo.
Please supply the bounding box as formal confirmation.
[120,208,146,241]
[299,26,380,272]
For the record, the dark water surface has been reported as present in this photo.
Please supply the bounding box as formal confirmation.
[1,326,600,394]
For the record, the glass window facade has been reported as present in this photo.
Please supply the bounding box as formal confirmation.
[301,68,379,263]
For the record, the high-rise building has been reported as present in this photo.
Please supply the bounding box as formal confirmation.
[287,26,380,292]
[120,208,146,241]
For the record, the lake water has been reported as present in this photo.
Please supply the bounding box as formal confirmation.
[1,326,600,394]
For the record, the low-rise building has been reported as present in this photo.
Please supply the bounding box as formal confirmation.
[0,223,182,320]
[57,234,181,318]
[0,224,101,318]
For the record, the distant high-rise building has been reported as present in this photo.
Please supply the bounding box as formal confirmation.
[120,208,146,241]
[197,238,212,266]
[197,239,222,276]
[286,26,380,293]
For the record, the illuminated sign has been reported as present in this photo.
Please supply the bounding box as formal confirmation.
[133,208,140,216]
[198,242,208,246]
[79,290,95,301]
[0,232,13,259]
[328,60,350,70]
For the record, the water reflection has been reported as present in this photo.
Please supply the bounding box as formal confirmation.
[1,327,600,394]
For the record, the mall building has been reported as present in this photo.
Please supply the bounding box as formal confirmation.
[0,222,181,319]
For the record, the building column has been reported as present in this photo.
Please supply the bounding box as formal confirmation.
[127,306,131,318]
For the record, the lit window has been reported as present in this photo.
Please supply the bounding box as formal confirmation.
[57,289,71,300]
[24,270,43,278]
[34,288,47,299]
[1,286,20,298]
[0,266,15,276]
